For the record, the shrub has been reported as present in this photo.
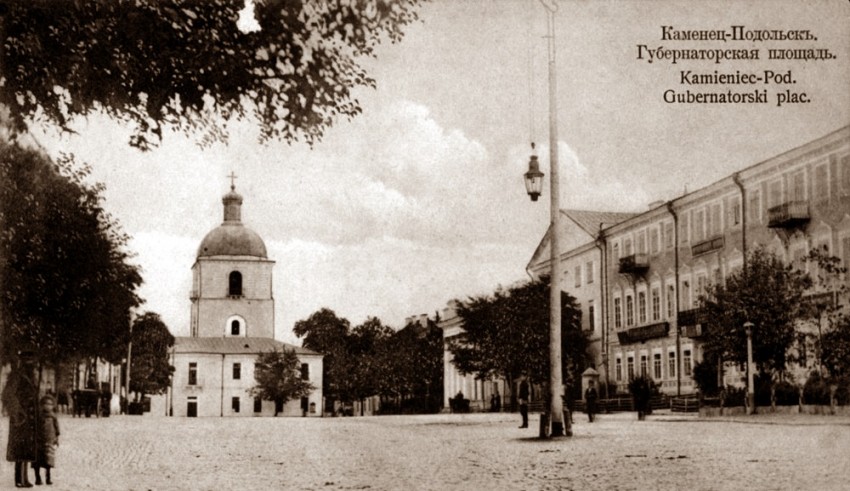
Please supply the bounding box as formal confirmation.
[754,373,773,406]
[723,386,746,406]
[773,381,800,406]
[692,359,720,396]
[803,372,831,405]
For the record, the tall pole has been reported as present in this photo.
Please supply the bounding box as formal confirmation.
[542,0,565,438]
[745,322,754,415]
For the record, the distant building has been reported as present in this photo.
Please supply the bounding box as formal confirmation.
[167,182,323,417]
[527,126,850,395]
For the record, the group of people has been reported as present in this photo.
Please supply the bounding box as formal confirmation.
[517,376,600,429]
[2,354,60,488]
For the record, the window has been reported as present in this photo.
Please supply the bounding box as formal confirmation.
[653,353,662,379]
[640,355,648,377]
[254,397,262,413]
[637,231,647,255]
[586,261,594,284]
[843,236,850,269]
[841,155,850,195]
[228,271,243,296]
[814,164,828,202]
[680,214,689,244]
[697,275,707,301]
[233,363,241,380]
[232,397,240,413]
[730,195,741,226]
[626,295,634,326]
[650,228,659,254]
[613,242,620,260]
[638,292,647,324]
[683,350,692,377]
[768,180,782,208]
[710,203,722,236]
[300,363,309,380]
[624,238,633,256]
[668,351,676,378]
[666,285,675,319]
[693,209,705,242]
[791,170,805,201]
[188,362,197,386]
[665,223,674,249]
[231,320,241,336]
[748,189,761,223]
[682,280,691,309]
[615,358,622,382]
[627,357,635,380]
[651,288,660,321]
[574,265,581,287]
[588,302,595,332]
[614,297,622,328]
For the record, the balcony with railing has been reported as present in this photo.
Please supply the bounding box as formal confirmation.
[616,321,669,345]
[678,307,709,338]
[768,200,810,228]
[619,253,649,275]
[691,236,724,257]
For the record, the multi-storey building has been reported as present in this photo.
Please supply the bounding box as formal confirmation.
[529,125,850,396]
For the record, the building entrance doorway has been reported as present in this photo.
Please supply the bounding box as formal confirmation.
[187,398,198,417]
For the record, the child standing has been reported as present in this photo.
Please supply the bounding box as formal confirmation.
[34,395,59,486]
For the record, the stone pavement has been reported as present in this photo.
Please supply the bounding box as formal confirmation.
[0,411,848,490]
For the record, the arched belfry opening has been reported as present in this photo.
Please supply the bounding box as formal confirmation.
[229,271,243,297]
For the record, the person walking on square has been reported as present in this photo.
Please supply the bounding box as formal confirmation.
[518,377,529,428]
[584,380,599,423]
[3,354,38,488]
[34,395,59,486]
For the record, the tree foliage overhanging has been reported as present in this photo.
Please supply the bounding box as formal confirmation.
[448,276,590,392]
[0,141,142,367]
[0,0,424,149]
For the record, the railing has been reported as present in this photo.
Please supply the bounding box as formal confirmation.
[619,253,649,275]
[768,200,810,228]
[691,235,724,256]
[677,307,708,327]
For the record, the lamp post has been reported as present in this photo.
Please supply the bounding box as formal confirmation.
[744,321,754,415]
[524,0,567,438]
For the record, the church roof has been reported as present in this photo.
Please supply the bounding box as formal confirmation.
[173,337,320,356]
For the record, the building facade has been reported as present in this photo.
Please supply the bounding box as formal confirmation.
[168,184,323,417]
[529,126,850,396]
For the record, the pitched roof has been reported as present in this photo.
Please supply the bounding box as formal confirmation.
[173,336,319,356]
[561,209,638,235]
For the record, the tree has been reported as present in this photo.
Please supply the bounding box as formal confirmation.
[701,247,812,377]
[346,317,392,414]
[821,316,850,378]
[449,276,589,405]
[377,317,443,413]
[293,308,350,407]
[0,0,424,149]
[250,347,314,416]
[128,312,175,402]
[0,141,142,371]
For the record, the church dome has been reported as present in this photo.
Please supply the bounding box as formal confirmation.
[197,223,267,258]
[197,183,267,259]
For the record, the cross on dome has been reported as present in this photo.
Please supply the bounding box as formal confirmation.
[227,171,238,191]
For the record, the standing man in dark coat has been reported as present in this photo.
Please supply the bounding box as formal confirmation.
[3,354,38,488]
[518,376,529,428]
[584,380,599,423]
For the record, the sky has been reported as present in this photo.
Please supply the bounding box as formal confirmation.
[31,0,850,344]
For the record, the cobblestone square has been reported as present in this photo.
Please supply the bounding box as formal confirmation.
[2,411,848,490]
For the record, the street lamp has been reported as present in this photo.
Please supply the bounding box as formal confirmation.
[523,0,567,438]
[744,321,755,415]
